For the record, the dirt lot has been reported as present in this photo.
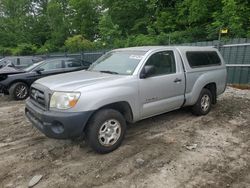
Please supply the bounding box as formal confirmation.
[0,87,249,188]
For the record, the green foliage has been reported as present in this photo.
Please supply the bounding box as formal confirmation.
[102,0,149,35]
[0,46,12,56]
[125,35,158,47]
[208,0,248,38]
[46,0,70,47]
[69,0,100,40]
[12,44,37,56]
[177,0,209,25]
[36,42,58,55]
[65,35,93,52]
[0,0,250,53]
[98,13,121,47]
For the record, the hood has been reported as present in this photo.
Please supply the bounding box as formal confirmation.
[35,70,124,91]
[0,66,25,75]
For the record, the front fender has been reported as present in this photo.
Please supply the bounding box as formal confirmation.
[74,86,140,121]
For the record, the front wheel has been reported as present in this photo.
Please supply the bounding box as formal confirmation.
[85,109,126,154]
[192,88,212,116]
[9,82,29,100]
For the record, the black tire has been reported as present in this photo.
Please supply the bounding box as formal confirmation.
[85,109,126,154]
[192,88,212,116]
[9,82,29,100]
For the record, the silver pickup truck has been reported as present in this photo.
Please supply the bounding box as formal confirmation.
[25,46,227,153]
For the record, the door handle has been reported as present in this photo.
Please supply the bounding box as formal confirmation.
[174,78,182,83]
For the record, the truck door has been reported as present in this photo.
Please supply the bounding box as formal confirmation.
[139,50,185,119]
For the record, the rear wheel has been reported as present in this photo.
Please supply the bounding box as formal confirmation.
[192,88,212,116]
[85,109,126,154]
[9,82,29,100]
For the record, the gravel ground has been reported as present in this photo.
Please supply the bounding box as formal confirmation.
[0,87,249,188]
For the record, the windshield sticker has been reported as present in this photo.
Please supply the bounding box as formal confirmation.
[126,70,132,74]
[129,55,144,60]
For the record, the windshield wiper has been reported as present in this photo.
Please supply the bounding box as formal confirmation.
[99,70,119,75]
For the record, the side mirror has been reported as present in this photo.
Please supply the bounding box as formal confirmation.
[140,65,155,79]
[36,68,44,74]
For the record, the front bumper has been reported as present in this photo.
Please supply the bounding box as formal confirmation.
[25,99,93,139]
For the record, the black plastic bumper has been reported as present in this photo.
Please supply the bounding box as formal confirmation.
[25,99,93,139]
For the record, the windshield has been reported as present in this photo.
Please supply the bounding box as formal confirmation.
[88,51,146,75]
[24,61,43,72]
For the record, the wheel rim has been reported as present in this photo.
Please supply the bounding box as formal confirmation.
[98,119,121,147]
[201,94,210,112]
[16,85,28,99]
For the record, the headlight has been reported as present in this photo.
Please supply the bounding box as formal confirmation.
[50,92,81,110]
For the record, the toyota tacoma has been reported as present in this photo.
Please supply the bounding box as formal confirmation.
[25,46,227,153]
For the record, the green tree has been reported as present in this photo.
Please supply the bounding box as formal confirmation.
[29,0,51,46]
[102,0,149,35]
[0,0,250,53]
[69,0,100,40]
[65,35,93,52]
[46,0,70,48]
[0,0,31,46]
[98,13,121,47]
[209,0,250,38]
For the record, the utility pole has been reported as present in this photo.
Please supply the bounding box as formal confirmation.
[218,27,228,50]
[217,27,222,49]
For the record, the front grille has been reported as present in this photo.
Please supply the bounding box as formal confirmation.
[30,87,46,108]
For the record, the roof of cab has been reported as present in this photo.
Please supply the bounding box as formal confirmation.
[112,46,217,53]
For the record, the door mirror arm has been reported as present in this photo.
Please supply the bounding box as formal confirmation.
[36,68,44,74]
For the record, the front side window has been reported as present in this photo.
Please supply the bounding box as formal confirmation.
[20,58,33,66]
[186,51,221,68]
[39,59,63,71]
[144,51,176,77]
[64,59,82,68]
[24,62,43,72]
[89,51,146,75]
